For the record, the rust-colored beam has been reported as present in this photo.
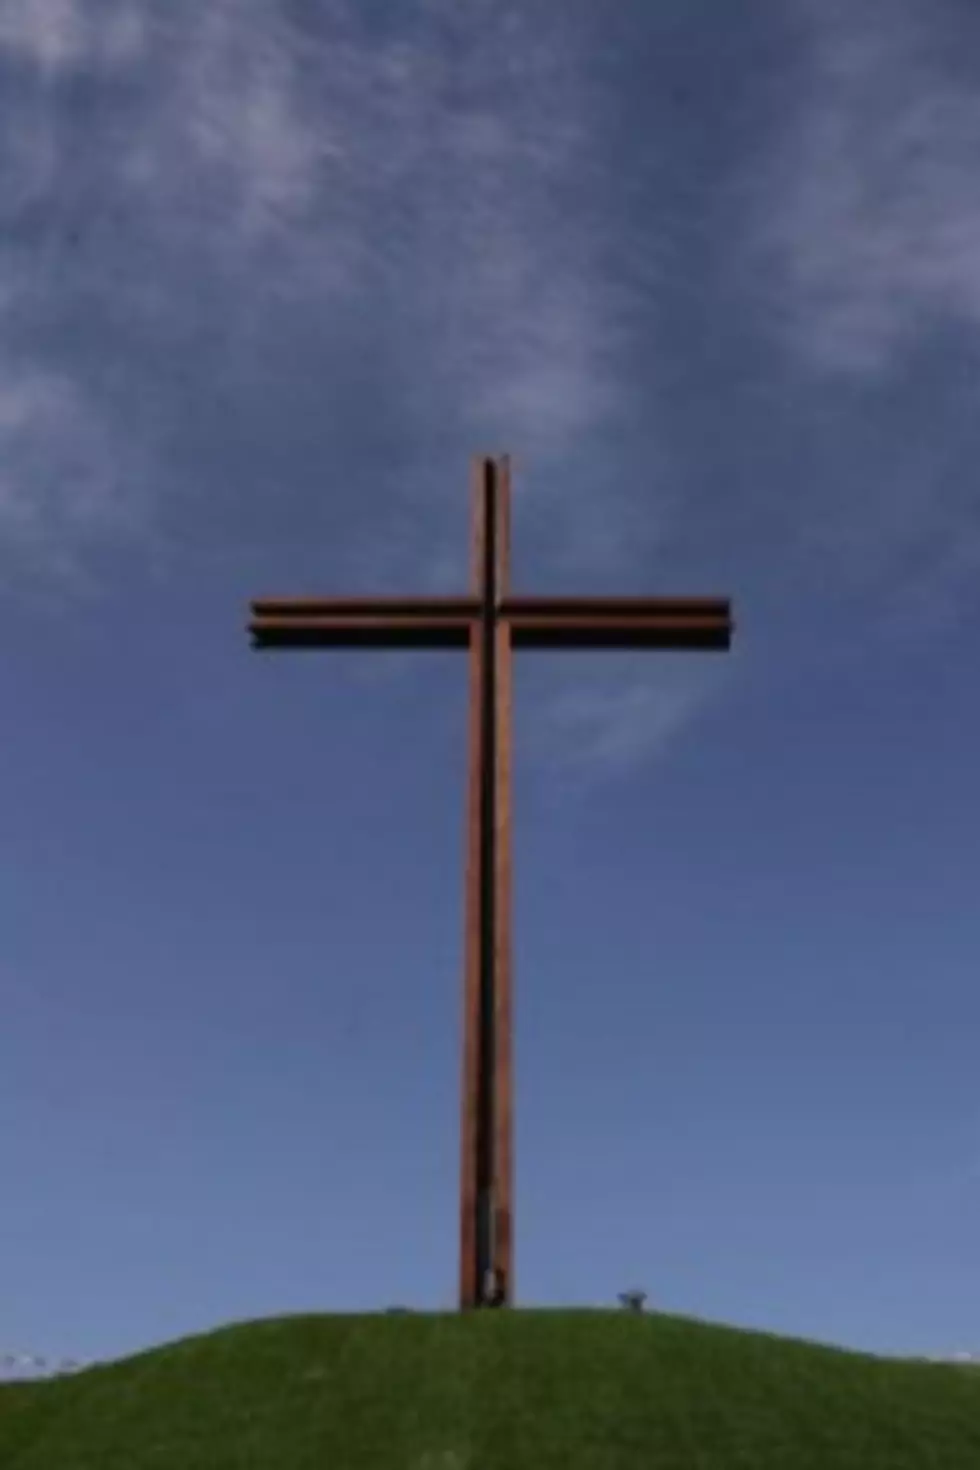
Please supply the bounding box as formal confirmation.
[250,595,481,649]
[252,596,482,619]
[506,613,731,650]
[493,461,517,1311]
[459,455,515,1310]
[460,462,489,1311]
[249,616,474,649]
[497,597,732,648]
[499,596,731,617]
[459,617,485,1311]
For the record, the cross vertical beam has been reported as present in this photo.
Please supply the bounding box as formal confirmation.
[460,457,514,1310]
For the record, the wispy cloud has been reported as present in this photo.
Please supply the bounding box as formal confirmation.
[522,655,732,789]
[0,368,151,600]
[0,2,628,501]
[2,1,633,460]
[1,2,702,773]
[0,0,146,74]
[740,0,980,641]
[750,0,980,375]
[15,4,977,775]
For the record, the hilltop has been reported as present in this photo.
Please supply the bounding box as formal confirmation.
[1,1307,978,1468]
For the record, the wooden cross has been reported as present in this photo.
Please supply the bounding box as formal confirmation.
[248,455,733,1310]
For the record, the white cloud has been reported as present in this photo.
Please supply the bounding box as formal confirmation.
[0,367,150,599]
[738,0,980,641]
[0,3,733,777]
[0,0,146,73]
[0,3,696,773]
[522,656,731,787]
[1,2,646,553]
[97,0,632,477]
[749,0,980,375]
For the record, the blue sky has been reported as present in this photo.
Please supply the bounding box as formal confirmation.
[2,0,980,1373]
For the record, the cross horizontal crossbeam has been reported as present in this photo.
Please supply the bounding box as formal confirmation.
[250,594,732,650]
[250,596,479,648]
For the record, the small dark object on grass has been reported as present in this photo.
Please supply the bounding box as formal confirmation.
[618,1289,648,1314]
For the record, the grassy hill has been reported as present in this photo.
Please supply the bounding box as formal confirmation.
[1,1308,978,1468]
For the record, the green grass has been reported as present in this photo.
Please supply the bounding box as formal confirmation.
[2,1308,978,1468]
